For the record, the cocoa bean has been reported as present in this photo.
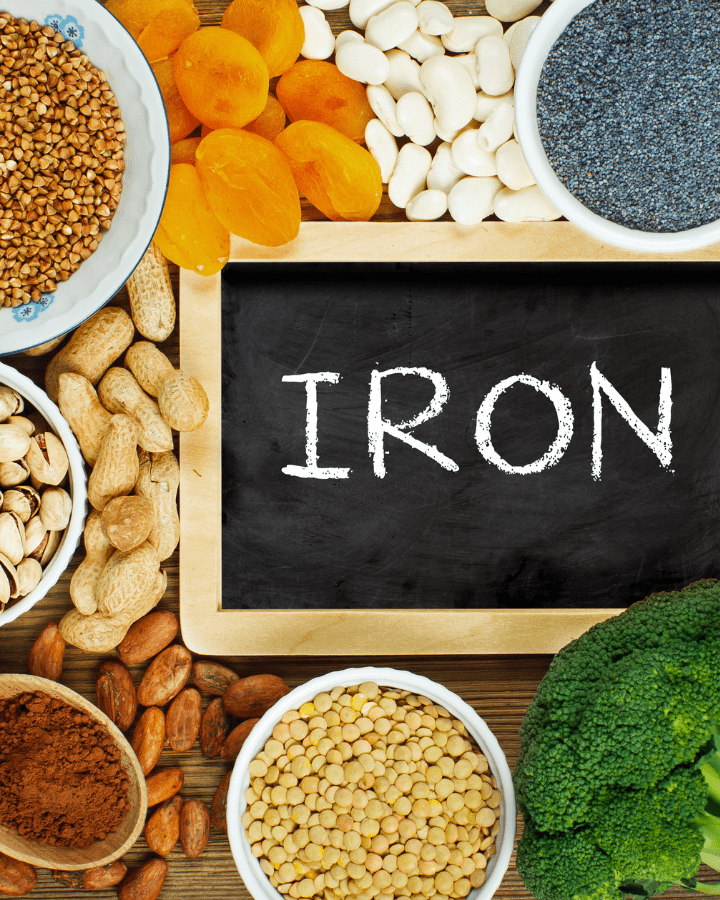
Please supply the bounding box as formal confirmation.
[166,687,202,752]
[146,767,184,807]
[96,659,137,732]
[144,795,182,857]
[179,798,210,859]
[199,697,228,759]
[27,621,65,681]
[116,610,179,666]
[137,644,192,707]
[221,717,260,762]
[192,659,239,695]
[117,858,168,900]
[222,673,289,719]
[130,706,165,775]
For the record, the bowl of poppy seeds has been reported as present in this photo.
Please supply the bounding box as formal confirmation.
[514,0,720,252]
[0,674,147,870]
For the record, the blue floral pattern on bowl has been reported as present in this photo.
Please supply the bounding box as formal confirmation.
[44,14,84,48]
[12,295,54,323]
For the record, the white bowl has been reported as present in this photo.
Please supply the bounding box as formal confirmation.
[227,667,516,900]
[0,1,170,354]
[0,361,87,627]
[514,0,720,253]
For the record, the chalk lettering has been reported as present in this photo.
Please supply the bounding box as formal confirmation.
[590,362,672,480]
[281,373,351,479]
[475,374,574,474]
[368,367,459,478]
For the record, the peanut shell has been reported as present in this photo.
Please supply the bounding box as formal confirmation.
[157,369,209,432]
[95,542,161,619]
[57,373,111,466]
[87,414,139,512]
[99,367,173,453]
[101,495,154,552]
[59,609,130,653]
[134,450,179,561]
[125,341,175,398]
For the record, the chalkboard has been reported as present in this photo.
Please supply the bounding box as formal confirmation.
[219,262,720,613]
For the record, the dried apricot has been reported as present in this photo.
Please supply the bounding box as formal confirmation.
[105,0,199,61]
[221,0,304,78]
[276,61,375,144]
[245,95,287,141]
[196,128,300,247]
[154,164,230,276]
[171,137,202,165]
[275,121,382,222]
[174,27,269,131]
[151,54,201,143]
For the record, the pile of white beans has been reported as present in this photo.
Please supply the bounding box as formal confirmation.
[297,0,561,224]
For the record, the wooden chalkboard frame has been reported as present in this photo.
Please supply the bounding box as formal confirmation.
[177,220,720,657]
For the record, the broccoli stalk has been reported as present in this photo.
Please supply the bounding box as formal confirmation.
[682,747,720,894]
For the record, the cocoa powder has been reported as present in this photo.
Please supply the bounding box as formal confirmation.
[0,691,129,847]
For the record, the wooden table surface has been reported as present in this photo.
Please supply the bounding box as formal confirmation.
[0,1,714,898]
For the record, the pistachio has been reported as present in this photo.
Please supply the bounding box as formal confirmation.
[0,565,9,612]
[7,415,35,436]
[38,528,60,567]
[16,557,42,596]
[0,386,22,420]
[39,487,72,532]
[0,459,30,487]
[3,486,39,522]
[0,511,25,566]
[25,432,69,485]
[24,514,47,558]
[0,551,20,599]
[0,424,31,463]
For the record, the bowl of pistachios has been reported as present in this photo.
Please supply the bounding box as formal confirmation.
[0,361,87,626]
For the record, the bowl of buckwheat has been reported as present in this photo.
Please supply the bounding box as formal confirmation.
[227,668,516,900]
[0,0,169,354]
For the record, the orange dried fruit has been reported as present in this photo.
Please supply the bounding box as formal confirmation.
[221,0,304,78]
[276,61,375,144]
[105,0,199,61]
[151,54,201,143]
[275,121,382,222]
[196,128,300,247]
[174,27,269,131]
[245,95,287,142]
[154,164,230,276]
[170,137,202,165]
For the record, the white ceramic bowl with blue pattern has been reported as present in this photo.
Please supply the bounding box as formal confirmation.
[0,1,170,354]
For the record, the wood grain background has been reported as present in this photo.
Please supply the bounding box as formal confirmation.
[0,1,715,898]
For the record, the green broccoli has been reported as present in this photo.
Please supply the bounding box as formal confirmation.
[514,579,720,900]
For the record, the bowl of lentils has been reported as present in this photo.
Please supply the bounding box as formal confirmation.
[514,0,720,253]
[226,667,516,900]
[0,0,169,353]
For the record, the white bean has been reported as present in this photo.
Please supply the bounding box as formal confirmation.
[495,139,535,190]
[349,0,397,29]
[336,29,366,51]
[433,118,471,142]
[406,189,448,220]
[450,53,480,89]
[448,176,502,225]
[427,141,465,193]
[476,35,514,96]
[475,87,513,122]
[365,119,399,183]
[451,128,497,176]
[396,91,436,145]
[307,0,351,9]
[502,20,521,47]
[366,1,419,51]
[388,142,432,208]
[299,7,335,59]
[507,16,540,71]
[398,30,445,62]
[417,0,454,35]
[476,101,514,152]
[493,184,561,221]
[419,55,477,132]
[383,48,424,99]
[441,16,503,53]
[366,84,405,136]
[484,0,542,22]
[337,40,391,84]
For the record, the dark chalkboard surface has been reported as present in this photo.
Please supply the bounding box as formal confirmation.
[221,263,720,611]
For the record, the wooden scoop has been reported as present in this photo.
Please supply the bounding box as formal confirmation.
[0,673,147,870]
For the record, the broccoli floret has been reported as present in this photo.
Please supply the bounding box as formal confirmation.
[514,580,720,900]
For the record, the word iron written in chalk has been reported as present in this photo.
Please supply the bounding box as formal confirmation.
[281,363,673,481]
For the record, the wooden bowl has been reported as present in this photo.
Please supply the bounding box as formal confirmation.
[0,674,147,870]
